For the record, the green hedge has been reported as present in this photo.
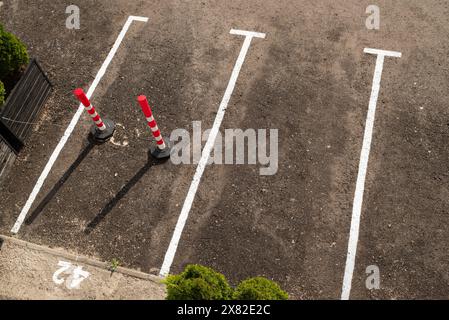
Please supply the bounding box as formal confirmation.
[0,80,5,106]
[165,264,233,300]
[233,277,289,300]
[0,24,29,80]
[164,264,289,300]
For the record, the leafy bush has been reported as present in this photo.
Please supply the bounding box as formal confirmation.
[0,24,29,80]
[233,277,289,300]
[165,264,233,300]
[0,80,5,106]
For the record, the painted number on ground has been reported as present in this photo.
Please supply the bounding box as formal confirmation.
[52,260,90,289]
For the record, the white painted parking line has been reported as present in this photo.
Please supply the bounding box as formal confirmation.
[159,29,266,277]
[341,48,401,300]
[11,16,149,234]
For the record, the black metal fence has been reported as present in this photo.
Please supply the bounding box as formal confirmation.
[0,59,52,180]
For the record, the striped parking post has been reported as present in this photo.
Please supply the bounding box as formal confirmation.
[73,88,115,142]
[137,95,171,159]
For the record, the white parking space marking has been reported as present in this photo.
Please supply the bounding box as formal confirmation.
[159,29,266,277]
[52,261,72,285]
[341,48,401,300]
[52,260,90,289]
[11,16,148,234]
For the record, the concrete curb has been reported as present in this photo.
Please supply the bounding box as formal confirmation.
[0,234,165,284]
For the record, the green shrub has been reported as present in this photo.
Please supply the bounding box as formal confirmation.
[233,277,289,300]
[0,80,5,106]
[0,24,29,80]
[165,264,233,300]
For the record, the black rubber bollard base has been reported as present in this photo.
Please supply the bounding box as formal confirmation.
[90,118,116,143]
[150,137,171,159]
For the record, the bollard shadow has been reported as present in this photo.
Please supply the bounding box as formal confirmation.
[25,141,96,225]
[83,153,168,235]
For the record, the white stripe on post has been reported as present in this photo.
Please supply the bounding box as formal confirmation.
[90,111,98,119]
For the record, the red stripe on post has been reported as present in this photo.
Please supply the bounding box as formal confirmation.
[137,95,167,150]
[137,95,153,118]
[73,88,91,107]
[73,88,107,132]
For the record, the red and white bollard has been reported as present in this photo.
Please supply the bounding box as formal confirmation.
[73,88,115,142]
[137,95,171,159]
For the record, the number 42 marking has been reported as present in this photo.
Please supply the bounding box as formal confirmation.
[52,261,90,289]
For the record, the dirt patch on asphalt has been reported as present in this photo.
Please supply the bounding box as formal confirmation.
[0,235,166,300]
